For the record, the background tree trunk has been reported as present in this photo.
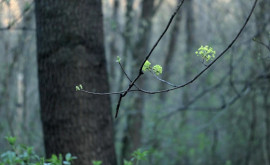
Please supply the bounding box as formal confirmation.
[159,0,182,98]
[35,1,117,164]
[121,0,155,160]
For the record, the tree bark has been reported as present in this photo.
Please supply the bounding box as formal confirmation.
[35,1,116,165]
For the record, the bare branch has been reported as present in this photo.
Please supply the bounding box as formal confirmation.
[149,70,178,87]
[130,0,258,95]
[81,0,258,119]
[114,0,186,118]
[0,2,34,31]
[253,38,270,51]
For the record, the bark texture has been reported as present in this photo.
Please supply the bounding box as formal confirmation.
[35,1,116,164]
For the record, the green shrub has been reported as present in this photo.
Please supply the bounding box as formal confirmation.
[0,136,77,165]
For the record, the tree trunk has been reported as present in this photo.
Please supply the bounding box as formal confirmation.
[180,1,195,164]
[109,0,120,79]
[244,92,257,165]
[35,1,116,165]
[117,0,134,92]
[121,0,155,159]
[159,0,182,98]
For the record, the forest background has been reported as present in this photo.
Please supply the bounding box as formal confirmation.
[0,0,269,165]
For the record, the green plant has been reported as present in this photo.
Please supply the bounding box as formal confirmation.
[195,45,216,62]
[130,149,149,165]
[0,136,77,165]
[75,84,83,91]
[90,149,149,165]
[116,56,121,63]
[142,60,163,75]
[142,60,152,72]
[123,160,133,165]
[152,65,163,75]
[92,160,102,165]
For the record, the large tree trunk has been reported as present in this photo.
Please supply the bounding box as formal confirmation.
[35,1,117,165]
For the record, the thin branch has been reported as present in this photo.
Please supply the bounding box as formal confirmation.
[0,2,34,31]
[161,81,250,121]
[114,0,186,118]
[253,38,270,51]
[79,89,142,95]
[138,0,186,73]
[229,49,241,96]
[115,94,123,118]
[118,62,141,90]
[81,0,257,119]
[0,27,35,31]
[80,89,124,95]
[128,0,258,95]
[149,70,178,87]
[161,67,267,120]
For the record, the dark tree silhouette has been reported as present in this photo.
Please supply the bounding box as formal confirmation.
[35,1,116,164]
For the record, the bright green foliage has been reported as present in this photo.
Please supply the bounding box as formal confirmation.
[195,45,216,62]
[65,153,77,163]
[116,56,121,63]
[152,65,163,75]
[124,160,133,165]
[0,136,77,165]
[142,60,163,76]
[92,160,102,165]
[131,149,149,161]
[91,149,149,165]
[142,60,151,72]
[75,84,83,91]
[47,154,63,165]
[5,136,16,145]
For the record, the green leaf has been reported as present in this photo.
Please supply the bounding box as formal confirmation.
[75,84,83,91]
[65,153,71,161]
[142,60,151,72]
[152,65,163,75]
[132,149,149,161]
[79,84,83,90]
[5,136,16,145]
[124,160,133,165]
[116,56,121,63]
[92,160,102,165]
[196,45,216,62]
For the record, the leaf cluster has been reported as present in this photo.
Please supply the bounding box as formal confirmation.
[1,136,77,165]
[195,45,216,62]
[142,60,163,75]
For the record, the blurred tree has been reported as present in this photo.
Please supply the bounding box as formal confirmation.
[108,0,120,79]
[35,1,116,165]
[121,0,155,160]
[159,0,182,98]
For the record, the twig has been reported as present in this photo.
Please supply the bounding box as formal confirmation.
[114,0,186,118]
[127,0,258,95]
[80,89,124,95]
[253,38,270,51]
[0,2,34,31]
[118,62,141,90]
[149,70,178,87]
[81,0,258,118]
